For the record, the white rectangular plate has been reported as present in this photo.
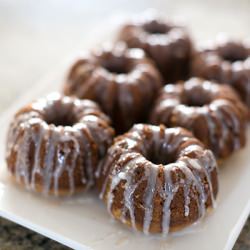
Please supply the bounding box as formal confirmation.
[0,15,250,250]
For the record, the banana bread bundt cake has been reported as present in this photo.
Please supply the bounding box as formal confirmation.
[63,43,162,134]
[6,93,114,196]
[97,124,218,235]
[191,36,250,113]
[150,77,248,159]
[117,13,193,83]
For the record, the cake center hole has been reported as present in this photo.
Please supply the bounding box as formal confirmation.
[143,21,171,34]
[45,109,77,127]
[146,142,176,165]
[222,53,247,62]
[219,44,248,62]
[104,63,130,74]
[183,89,212,107]
[101,56,131,75]
[48,116,75,126]
[185,97,210,107]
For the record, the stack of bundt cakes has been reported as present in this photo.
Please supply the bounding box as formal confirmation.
[5,12,249,236]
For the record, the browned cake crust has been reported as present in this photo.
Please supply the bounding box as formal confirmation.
[191,37,250,113]
[6,93,114,196]
[63,43,162,134]
[96,124,218,235]
[117,14,193,83]
[150,77,248,159]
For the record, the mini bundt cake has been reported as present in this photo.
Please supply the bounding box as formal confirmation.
[150,77,248,159]
[6,93,114,196]
[97,124,218,235]
[191,36,250,112]
[63,43,162,134]
[117,13,193,82]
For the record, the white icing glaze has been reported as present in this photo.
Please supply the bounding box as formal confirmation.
[142,163,158,234]
[199,106,217,147]
[211,99,242,151]
[210,102,229,151]
[161,164,176,236]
